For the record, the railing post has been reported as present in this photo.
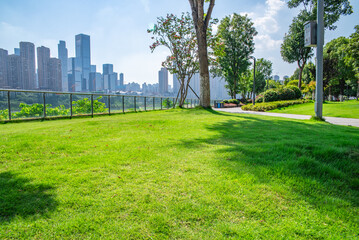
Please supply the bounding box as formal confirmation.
[108,95,111,115]
[153,97,155,110]
[70,94,73,118]
[144,97,146,111]
[161,98,162,110]
[134,96,136,112]
[43,93,46,118]
[7,91,11,120]
[122,96,125,113]
[91,94,94,118]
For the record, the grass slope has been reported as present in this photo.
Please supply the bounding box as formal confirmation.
[1,109,358,239]
[269,100,359,118]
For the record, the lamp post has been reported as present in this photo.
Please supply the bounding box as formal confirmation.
[315,0,324,118]
[250,56,256,105]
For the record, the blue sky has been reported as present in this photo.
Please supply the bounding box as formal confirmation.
[0,0,358,85]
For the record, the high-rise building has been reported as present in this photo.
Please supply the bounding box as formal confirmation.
[103,64,113,75]
[48,58,62,91]
[7,54,22,89]
[90,72,102,91]
[14,48,20,56]
[158,67,168,95]
[273,75,280,81]
[58,40,68,92]
[91,65,96,73]
[68,57,81,92]
[119,73,124,90]
[75,34,91,91]
[0,48,8,88]
[102,64,117,91]
[20,42,36,90]
[37,46,50,90]
[173,74,180,96]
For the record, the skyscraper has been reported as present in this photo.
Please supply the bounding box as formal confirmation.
[7,54,22,89]
[48,58,62,91]
[158,67,168,95]
[119,73,124,89]
[58,40,68,91]
[0,48,8,88]
[75,34,91,91]
[14,48,20,56]
[68,57,82,92]
[19,42,36,90]
[37,46,50,90]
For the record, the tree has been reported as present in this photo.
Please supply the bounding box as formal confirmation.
[250,58,272,96]
[287,0,353,30]
[148,13,199,107]
[188,0,215,108]
[346,25,359,98]
[281,12,313,90]
[324,36,356,100]
[214,13,257,99]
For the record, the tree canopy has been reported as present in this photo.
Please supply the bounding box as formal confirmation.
[287,0,353,30]
[214,13,257,99]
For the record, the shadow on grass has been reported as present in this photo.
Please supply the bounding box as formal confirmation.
[180,110,359,208]
[0,172,57,223]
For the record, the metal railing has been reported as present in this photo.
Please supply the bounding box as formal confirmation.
[0,89,216,122]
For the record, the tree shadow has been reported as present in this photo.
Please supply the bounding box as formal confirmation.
[177,111,359,209]
[0,171,57,223]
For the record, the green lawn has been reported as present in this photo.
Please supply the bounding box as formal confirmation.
[1,109,358,239]
[269,100,359,118]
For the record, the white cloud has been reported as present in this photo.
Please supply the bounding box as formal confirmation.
[254,34,282,51]
[242,0,285,51]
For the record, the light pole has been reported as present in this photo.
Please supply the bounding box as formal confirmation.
[315,0,324,118]
[250,56,256,105]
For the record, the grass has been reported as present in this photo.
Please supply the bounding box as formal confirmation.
[1,109,358,239]
[269,100,359,118]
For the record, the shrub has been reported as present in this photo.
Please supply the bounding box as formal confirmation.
[286,80,299,87]
[0,109,9,120]
[278,87,296,100]
[241,99,309,112]
[255,94,264,103]
[228,99,239,104]
[222,100,229,103]
[264,89,279,102]
[287,86,302,99]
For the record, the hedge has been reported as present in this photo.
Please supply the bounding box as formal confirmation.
[241,99,310,112]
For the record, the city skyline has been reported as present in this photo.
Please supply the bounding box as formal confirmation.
[0,0,358,86]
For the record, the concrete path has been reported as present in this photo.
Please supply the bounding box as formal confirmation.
[214,107,359,128]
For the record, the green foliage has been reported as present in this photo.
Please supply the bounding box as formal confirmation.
[266,80,281,89]
[214,13,257,99]
[72,97,107,114]
[0,109,9,120]
[281,11,313,88]
[1,97,108,120]
[277,88,296,101]
[227,99,239,104]
[287,86,302,99]
[249,58,273,95]
[287,0,353,30]
[264,89,279,102]
[242,99,309,111]
[255,94,264,103]
[162,98,173,108]
[286,80,299,87]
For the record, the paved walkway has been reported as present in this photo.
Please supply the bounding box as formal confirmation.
[214,107,359,128]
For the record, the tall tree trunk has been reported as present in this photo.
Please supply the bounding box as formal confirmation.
[188,0,215,108]
[197,33,211,107]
